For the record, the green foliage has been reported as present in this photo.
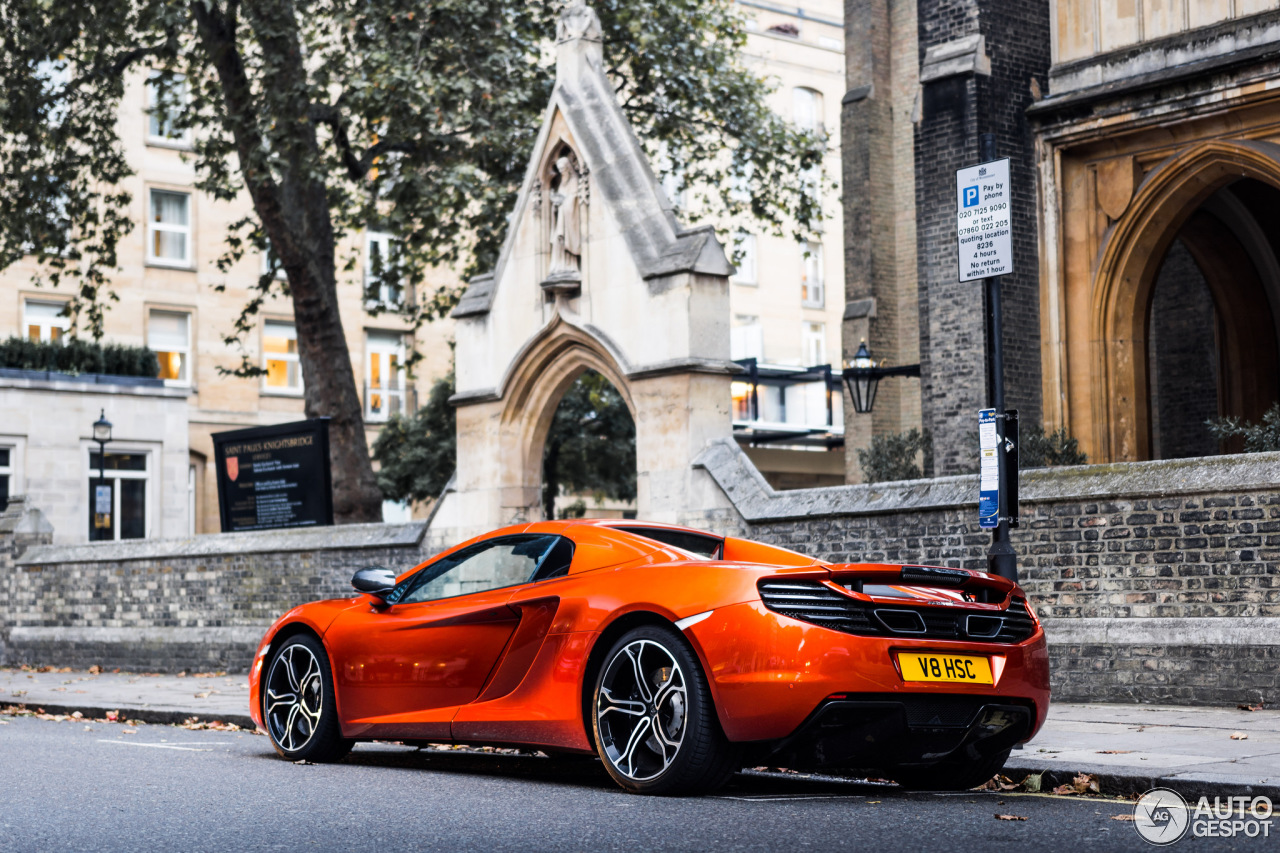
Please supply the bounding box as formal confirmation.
[857,429,932,484]
[370,372,457,504]
[0,335,159,377]
[0,0,826,359]
[543,370,636,520]
[1207,404,1280,452]
[1019,424,1087,468]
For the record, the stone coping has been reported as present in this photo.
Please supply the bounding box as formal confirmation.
[693,438,1280,523]
[16,521,428,567]
[0,368,186,396]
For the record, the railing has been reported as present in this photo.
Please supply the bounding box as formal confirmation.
[731,358,845,448]
[364,379,409,422]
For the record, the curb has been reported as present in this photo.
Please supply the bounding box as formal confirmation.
[1003,762,1280,802]
[5,701,258,731]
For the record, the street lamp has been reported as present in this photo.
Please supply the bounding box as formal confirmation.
[92,410,112,540]
[841,340,920,415]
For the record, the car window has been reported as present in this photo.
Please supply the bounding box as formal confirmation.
[613,526,723,558]
[390,534,568,605]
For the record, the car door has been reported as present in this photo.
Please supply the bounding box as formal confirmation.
[326,534,569,739]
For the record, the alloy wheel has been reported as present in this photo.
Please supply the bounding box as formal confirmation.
[265,642,324,753]
[596,639,688,782]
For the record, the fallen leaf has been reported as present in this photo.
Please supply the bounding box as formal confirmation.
[995,814,1028,821]
[88,665,102,675]
[1238,703,1263,712]
[1052,773,1100,796]
[1021,772,1044,793]
[194,692,211,699]
[105,710,119,722]
[0,720,9,725]
[1112,814,1135,821]
[122,729,138,735]
[71,711,83,719]
[1230,732,1248,740]
[1096,750,1132,754]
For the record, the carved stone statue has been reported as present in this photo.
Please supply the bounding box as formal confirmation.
[548,155,582,277]
[557,2,602,44]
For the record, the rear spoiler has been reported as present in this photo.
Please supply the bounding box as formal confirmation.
[825,563,1018,604]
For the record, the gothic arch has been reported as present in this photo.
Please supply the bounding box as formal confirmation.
[1091,139,1280,460]
[496,315,635,520]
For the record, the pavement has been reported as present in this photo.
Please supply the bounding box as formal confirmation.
[3,666,1277,800]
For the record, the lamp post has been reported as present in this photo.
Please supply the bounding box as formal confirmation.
[841,340,920,415]
[92,409,112,540]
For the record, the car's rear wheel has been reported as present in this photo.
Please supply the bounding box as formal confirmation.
[891,748,1012,791]
[592,624,739,795]
[263,633,352,763]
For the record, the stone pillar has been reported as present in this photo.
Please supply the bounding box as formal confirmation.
[914,0,1049,475]
[841,0,922,483]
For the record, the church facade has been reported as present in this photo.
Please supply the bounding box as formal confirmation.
[840,0,1280,474]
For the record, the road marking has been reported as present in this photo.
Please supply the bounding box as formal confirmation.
[97,740,226,752]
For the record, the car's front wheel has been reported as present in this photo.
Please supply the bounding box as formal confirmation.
[263,633,352,763]
[592,624,739,795]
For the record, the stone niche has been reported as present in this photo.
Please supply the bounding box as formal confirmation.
[431,2,740,544]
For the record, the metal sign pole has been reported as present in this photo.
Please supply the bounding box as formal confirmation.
[977,133,1018,583]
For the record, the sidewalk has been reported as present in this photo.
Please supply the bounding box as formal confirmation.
[3,667,1276,798]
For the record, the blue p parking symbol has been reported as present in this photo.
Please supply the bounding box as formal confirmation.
[963,185,980,208]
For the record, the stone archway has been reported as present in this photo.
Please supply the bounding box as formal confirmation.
[1091,140,1280,461]
[495,315,636,523]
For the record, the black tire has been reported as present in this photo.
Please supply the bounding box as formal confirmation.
[262,633,352,763]
[891,748,1012,791]
[591,624,740,795]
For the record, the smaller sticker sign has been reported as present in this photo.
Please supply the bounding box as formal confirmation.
[979,409,1000,529]
[94,484,112,514]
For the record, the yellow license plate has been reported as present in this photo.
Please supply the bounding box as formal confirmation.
[898,653,993,684]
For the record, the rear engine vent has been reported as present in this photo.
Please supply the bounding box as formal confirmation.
[758,580,1036,644]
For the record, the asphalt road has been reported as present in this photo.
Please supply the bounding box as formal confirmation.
[0,715,1260,852]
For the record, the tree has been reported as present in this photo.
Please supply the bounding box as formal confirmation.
[542,370,636,520]
[1019,424,1087,468]
[0,0,828,522]
[370,371,457,505]
[1207,403,1280,453]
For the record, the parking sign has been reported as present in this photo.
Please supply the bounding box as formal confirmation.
[956,159,1012,282]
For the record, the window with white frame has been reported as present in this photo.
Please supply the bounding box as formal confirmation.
[147,189,191,266]
[148,309,191,385]
[793,87,824,133]
[88,450,149,542]
[365,231,405,306]
[261,239,287,280]
[0,447,12,513]
[802,321,827,367]
[732,232,757,285]
[262,320,302,392]
[365,330,407,421]
[147,72,190,145]
[24,299,70,342]
[730,314,764,362]
[801,241,824,308]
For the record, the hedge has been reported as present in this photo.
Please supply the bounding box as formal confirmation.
[0,336,161,378]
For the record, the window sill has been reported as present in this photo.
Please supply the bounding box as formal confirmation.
[145,260,196,272]
[146,137,194,152]
[732,279,759,287]
[801,302,826,311]
[260,387,304,398]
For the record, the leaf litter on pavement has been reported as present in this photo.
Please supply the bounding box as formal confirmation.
[0,703,259,734]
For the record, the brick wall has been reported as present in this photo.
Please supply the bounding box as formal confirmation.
[915,0,1049,474]
[1149,239,1219,459]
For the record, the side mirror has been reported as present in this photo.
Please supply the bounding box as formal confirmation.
[352,566,397,605]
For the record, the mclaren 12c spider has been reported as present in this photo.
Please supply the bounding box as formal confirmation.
[249,519,1049,794]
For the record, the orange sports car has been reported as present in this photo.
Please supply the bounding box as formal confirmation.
[249,520,1050,794]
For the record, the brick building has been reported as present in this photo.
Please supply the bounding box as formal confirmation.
[840,1,1280,477]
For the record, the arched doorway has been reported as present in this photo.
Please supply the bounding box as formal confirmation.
[1092,141,1280,460]
[541,369,637,520]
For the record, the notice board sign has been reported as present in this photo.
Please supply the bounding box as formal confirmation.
[212,419,334,532]
[978,409,1000,529]
[955,158,1013,282]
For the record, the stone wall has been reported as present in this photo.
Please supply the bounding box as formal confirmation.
[695,439,1280,706]
[0,511,440,672]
